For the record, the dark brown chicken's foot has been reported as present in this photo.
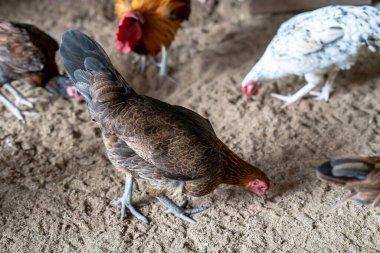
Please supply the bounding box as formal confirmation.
[156,196,208,224]
[26,95,50,103]
[3,83,34,108]
[113,174,149,224]
[0,92,37,122]
[156,46,177,86]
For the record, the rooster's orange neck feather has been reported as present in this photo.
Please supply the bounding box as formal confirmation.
[115,0,185,55]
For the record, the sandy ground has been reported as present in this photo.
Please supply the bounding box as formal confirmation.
[0,1,380,252]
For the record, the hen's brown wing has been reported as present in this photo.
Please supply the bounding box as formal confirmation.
[317,157,380,216]
[104,132,186,193]
[60,30,222,194]
[0,20,59,85]
[111,95,222,181]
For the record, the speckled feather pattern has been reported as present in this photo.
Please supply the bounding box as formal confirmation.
[247,5,380,81]
[0,19,59,87]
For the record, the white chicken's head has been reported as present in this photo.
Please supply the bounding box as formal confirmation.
[241,67,262,96]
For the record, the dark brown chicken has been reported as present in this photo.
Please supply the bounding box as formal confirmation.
[317,157,380,224]
[0,19,83,122]
[60,30,272,224]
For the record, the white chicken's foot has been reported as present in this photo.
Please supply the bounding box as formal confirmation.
[3,83,34,108]
[157,46,176,86]
[271,82,319,108]
[309,83,331,101]
[309,69,339,101]
[113,174,149,224]
[156,196,208,224]
[0,92,37,123]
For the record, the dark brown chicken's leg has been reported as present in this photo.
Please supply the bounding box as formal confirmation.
[0,91,37,122]
[156,196,208,224]
[3,83,34,108]
[113,174,149,224]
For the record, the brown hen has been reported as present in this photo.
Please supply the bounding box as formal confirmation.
[0,19,83,122]
[60,30,272,224]
[317,157,380,224]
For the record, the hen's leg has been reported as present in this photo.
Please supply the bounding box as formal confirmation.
[271,73,324,108]
[3,83,35,108]
[0,91,37,123]
[309,68,339,101]
[157,46,176,86]
[156,196,208,224]
[132,55,148,73]
[113,174,149,224]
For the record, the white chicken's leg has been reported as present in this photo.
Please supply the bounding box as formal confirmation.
[156,196,208,224]
[0,91,37,123]
[271,73,324,108]
[157,46,176,86]
[113,174,149,224]
[309,68,339,101]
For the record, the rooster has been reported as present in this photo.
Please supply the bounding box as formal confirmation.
[0,20,84,122]
[317,157,380,224]
[242,5,380,107]
[60,30,272,224]
[115,0,191,85]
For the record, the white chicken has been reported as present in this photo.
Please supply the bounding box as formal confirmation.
[241,5,380,107]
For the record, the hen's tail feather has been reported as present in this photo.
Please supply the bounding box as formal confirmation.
[172,0,191,22]
[317,157,380,184]
[316,157,380,217]
[59,30,135,103]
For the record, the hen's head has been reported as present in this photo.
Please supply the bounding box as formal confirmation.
[45,76,85,101]
[245,178,273,195]
[116,12,144,54]
[241,165,273,195]
[241,64,263,96]
[242,80,262,96]
[221,143,272,195]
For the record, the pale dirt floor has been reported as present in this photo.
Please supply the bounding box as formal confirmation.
[0,1,380,252]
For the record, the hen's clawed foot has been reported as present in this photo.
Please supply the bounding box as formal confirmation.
[156,196,208,224]
[113,174,149,224]
[271,93,299,108]
[0,92,37,123]
[3,83,34,108]
[309,83,331,101]
[27,95,50,104]
[271,82,320,108]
